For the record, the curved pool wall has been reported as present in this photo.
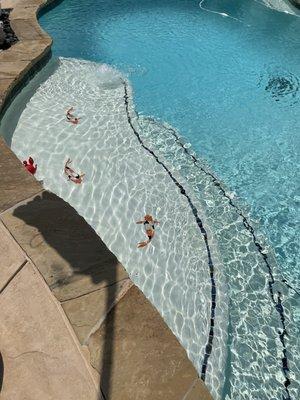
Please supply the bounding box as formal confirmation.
[39,0,300,302]
[2,56,300,400]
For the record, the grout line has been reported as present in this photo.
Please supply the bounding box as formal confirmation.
[0,259,27,294]
[0,216,52,292]
[83,279,133,346]
[60,277,132,303]
[181,378,199,400]
[0,188,44,216]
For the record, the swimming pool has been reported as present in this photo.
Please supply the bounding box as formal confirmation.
[2,0,300,398]
[39,0,300,296]
[4,54,299,400]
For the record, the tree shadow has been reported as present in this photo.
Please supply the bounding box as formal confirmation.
[12,191,120,400]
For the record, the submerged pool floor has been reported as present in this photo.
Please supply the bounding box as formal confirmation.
[40,0,300,300]
[3,58,300,400]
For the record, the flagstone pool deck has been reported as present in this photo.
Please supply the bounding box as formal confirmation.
[0,0,213,399]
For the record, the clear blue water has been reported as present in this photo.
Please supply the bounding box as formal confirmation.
[39,0,300,293]
[0,0,288,397]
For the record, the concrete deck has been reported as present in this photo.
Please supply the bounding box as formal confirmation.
[0,0,214,399]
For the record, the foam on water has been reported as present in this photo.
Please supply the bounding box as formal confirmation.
[2,57,300,399]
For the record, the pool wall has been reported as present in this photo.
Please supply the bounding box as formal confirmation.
[0,0,54,117]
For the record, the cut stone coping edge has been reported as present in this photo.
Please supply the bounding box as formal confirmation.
[0,0,55,120]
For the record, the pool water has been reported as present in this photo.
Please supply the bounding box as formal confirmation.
[39,0,300,301]
[3,56,300,400]
[3,0,300,398]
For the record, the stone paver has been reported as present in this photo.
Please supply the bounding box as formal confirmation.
[1,190,128,301]
[0,40,51,62]
[0,138,42,212]
[0,220,25,291]
[88,285,213,400]
[0,261,100,400]
[11,4,44,20]
[0,60,30,79]
[10,18,47,41]
[62,278,133,344]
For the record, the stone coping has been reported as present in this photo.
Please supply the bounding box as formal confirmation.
[0,0,214,399]
[0,0,53,117]
[0,138,43,212]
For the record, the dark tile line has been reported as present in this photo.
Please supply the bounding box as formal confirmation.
[145,117,300,294]
[144,117,293,399]
[281,279,300,296]
[121,80,216,381]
